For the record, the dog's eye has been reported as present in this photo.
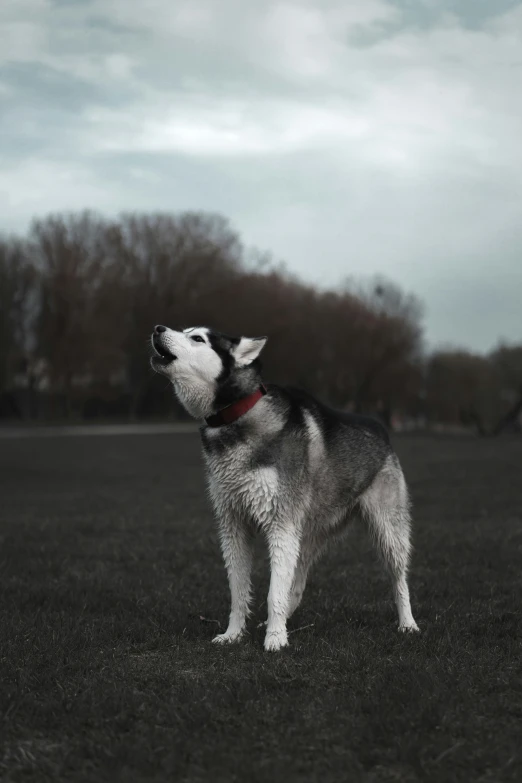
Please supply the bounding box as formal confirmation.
[191,335,205,343]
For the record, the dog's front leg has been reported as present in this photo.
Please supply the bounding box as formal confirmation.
[265,524,301,652]
[213,519,254,645]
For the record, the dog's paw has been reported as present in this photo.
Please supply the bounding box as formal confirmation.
[398,621,420,633]
[264,629,288,652]
[212,629,244,645]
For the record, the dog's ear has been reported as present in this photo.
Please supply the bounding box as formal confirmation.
[232,336,267,367]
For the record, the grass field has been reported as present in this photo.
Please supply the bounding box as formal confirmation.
[1,431,521,782]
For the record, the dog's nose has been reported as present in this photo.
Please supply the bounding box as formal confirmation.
[154,325,167,334]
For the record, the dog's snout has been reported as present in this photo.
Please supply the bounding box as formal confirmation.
[154,325,167,334]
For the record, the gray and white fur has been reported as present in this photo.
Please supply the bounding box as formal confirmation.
[150,324,419,652]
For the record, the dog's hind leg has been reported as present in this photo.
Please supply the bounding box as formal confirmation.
[359,456,419,632]
[287,508,355,618]
[213,518,255,645]
[287,531,328,618]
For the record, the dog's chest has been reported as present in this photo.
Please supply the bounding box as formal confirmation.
[203,442,280,527]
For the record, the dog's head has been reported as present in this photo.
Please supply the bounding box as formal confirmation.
[150,325,267,419]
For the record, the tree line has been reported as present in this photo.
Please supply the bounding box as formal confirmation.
[0,210,520,433]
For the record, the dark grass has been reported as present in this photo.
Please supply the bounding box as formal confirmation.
[0,432,521,782]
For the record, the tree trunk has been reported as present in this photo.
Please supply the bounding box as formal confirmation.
[492,390,522,436]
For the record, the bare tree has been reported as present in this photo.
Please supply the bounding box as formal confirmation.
[0,237,35,415]
[342,277,424,419]
[490,344,522,435]
[31,212,117,416]
[426,350,500,434]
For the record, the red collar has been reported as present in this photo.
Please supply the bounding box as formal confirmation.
[205,385,268,428]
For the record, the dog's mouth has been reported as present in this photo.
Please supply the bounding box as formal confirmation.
[152,337,177,365]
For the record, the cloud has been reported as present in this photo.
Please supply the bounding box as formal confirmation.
[0,0,521,351]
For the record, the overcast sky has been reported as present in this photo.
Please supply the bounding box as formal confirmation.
[1,0,521,352]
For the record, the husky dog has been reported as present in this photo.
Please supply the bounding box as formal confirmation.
[150,324,419,652]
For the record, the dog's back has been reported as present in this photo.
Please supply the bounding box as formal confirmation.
[284,385,390,443]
